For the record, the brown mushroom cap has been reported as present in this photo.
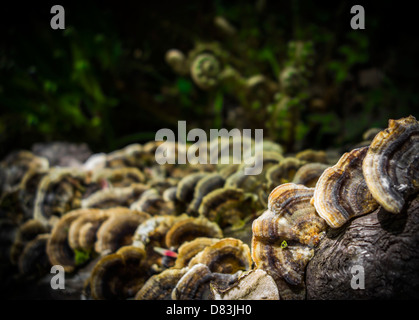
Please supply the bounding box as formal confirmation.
[313,147,378,228]
[292,163,329,188]
[188,173,225,214]
[0,150,49,195]
[81,183,147,209]
[105,143,144,169]
[188,238,252,274]
[174,237,220,268]
[89,245,148,300]
[46,208,93,273]
[363,115,419,214]
[34,168,87,227]
[252,183,327,298]
[171,263,241,300]
[171,263,215,300]
[165,217,223,249]
[131,214,191,268]
[94,209,151,255]
[18,233,50,276]
[265,157,305,190]
[130,188,175,216]
[90,167,146,188]
[18,169,48,220]
[68,209,109,251]
[134,267,188,300]
[176,172,208,203]
[295,149,328,164]
[10,219,48,265]
[198,187,259,228]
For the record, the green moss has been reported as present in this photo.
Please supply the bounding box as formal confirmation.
[74,249,91,266]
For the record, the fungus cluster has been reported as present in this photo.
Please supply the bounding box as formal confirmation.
[0,116,418,299]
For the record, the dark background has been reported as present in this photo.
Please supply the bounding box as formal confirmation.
[1,0,418,158]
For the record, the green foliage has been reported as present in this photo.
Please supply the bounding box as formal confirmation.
[1,1,418,157]
[74,248,92,266]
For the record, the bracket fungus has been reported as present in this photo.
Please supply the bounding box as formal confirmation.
[105,143,144,169]
[0,151,49,196]
[188,238,252,274]
[292,162,329,188]
[34,168,87,227]
[94,209,151,256]
[313,147,379,228]
[265,157,305,190]
[176,172,208,204]
[90,167,146,188]
[18,233,50,277]
[46,208,91,273]
[89,245,148,300]
[198,187,258,228]
[252,183,327,299]
[67,209,111,252]
[81,183,147,209]
[164,216,222,249]
[171,263,240,300]
[362,115,419,214]
[2,114,419,300]
[187,173,225,214]
[134,267,188,300]
[10,219,48,265]
[174,237,220,269]
[18,169,48,220]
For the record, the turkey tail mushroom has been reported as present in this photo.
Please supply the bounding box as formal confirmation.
[89,245,148,300]
[362,115,419,214]
[313,147,379,228]
[252,183,327,299]
[94,209,151,256]
[188,238,252,274]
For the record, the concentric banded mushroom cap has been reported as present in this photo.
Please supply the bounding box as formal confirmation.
[171,263,215,300]
[165,216,222,249]
[295,149,328,164]
[90,167,146,188]
[67,209,110,251]
[94,209,151,255]
[176,172,209,203]
[89,245,147,300]
[46,208,94,273]
[174,237,220,268]
[81,183,147,209]
[252,183,327,293]
[134,267,188,300]
[313,146,379,228]
[188,173,225,214]
[198,187,257,227]
[188,238,252,274]
[10,219,48,265]
[34,168,87,226]
[263,183,327,245]
[265,157,305,189]
[362,115,419,213]
[292,163,329,187]
[18,233,50,276]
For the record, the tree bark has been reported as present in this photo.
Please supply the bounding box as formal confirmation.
[306,194,419,299]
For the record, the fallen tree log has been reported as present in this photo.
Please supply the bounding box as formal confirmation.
[306,194,419,299]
